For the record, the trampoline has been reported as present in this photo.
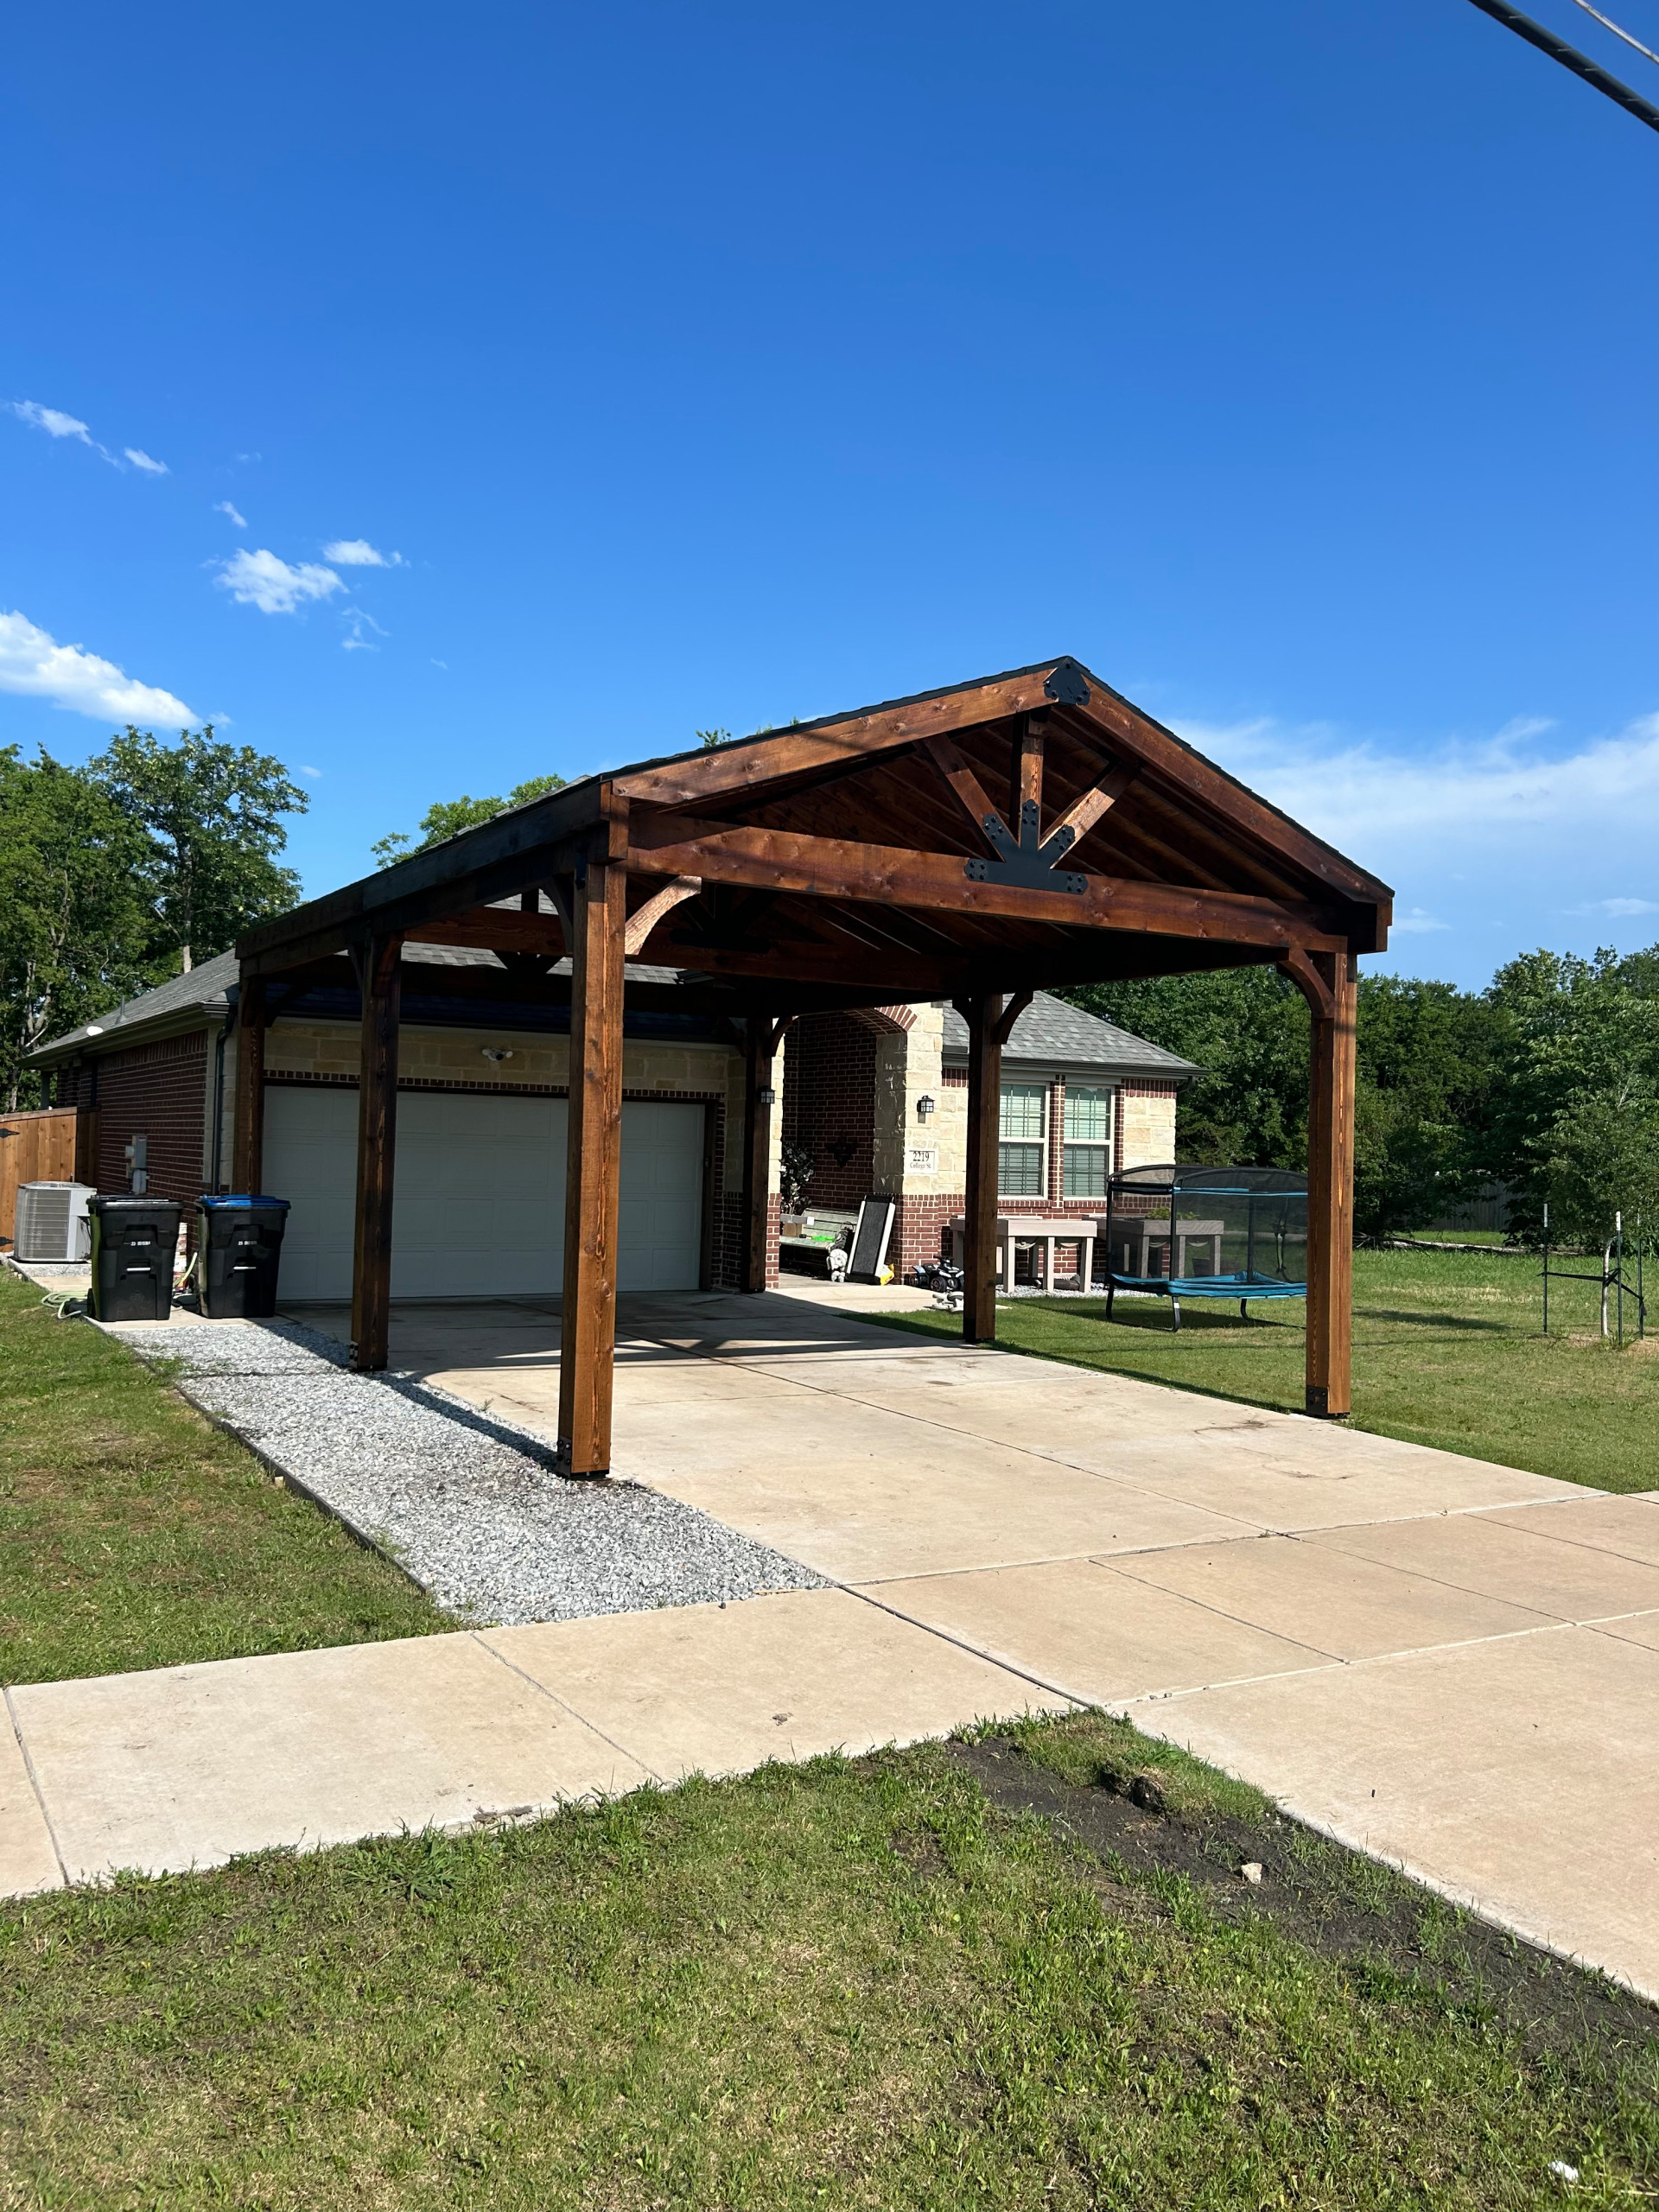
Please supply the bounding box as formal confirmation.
[1103,1164,1308,1331]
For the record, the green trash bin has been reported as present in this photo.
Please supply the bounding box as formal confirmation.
[88,1196,181,1323]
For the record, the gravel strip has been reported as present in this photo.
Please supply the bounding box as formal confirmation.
[114,1319,827,1627]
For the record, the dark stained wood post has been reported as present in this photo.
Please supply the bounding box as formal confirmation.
[556,830,627,1476]
[232,970,266,1193]
[960,994,1003,1343]
[1014,710,1045,821]
[1285,948,1358,1418]
[350,932,403,1373]
[740,1014,791,1294]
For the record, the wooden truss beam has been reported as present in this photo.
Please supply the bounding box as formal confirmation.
[627,817,1348,952]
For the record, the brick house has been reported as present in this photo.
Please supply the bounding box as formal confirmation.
[31,954,1192,1296]
[782,996,1196,1280]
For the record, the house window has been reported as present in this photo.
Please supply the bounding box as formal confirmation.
[998,1083,1047,1197]
[1063,1083,1112,1198]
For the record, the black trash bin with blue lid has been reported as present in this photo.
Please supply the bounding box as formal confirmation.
[89,1194,183,1323]
[196,1195,291,1319]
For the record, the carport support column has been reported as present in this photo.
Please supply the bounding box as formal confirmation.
[960,994,1002,1344]
[232,970,266,1195]
[350,932,404,1374]
[1293,949,1357,1419]
[557,835,627,1476]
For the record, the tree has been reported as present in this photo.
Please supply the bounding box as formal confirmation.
[696,728,729,750]
[88,727,308,973]
[1349,976,1506,1239]
[372,772,566,868]
[0,747,152,1106]
[1486,945,1659,1249]
[1061,968,1311,1166]
[1058,965,1504,1240]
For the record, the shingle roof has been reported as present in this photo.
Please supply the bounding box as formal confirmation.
[30,951,241,1060]
[29,944,695,1060]
[941,990,1198,1077]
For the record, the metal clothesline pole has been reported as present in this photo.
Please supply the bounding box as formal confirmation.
[1542,1200,1550,1337]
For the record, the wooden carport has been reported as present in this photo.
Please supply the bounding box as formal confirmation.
[236,657,1390,1474]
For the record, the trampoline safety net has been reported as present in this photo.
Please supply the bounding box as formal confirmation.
[1103,1163,1308,1330]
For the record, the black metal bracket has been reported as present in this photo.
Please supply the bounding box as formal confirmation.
[1044,657,1091,707]
[964,798,1086,894]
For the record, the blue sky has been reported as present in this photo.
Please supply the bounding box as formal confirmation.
[3,0,1656,990]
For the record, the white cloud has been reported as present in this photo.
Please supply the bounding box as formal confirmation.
[1172,708,1659,981]
[0,608,197,725]
[1179,711,1659,855]
[340,606,388,652]
[10,400,92,443]
[321,538,404,568]
[214,500,248,527]
[298,764,322,779]
[430,658,448,670]
[9,399,168,474]
[1576,896,1659,918]
[217,548,343,615]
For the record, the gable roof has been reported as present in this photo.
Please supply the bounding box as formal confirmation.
[234,655,1392,1010]
[942,990,1198,1078]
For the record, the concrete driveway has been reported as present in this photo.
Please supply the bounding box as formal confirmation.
[283,1284,1659,1996]
[7,1280,1658,2002]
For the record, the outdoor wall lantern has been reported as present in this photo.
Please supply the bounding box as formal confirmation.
[480,1047,515,1064]
[916,1094,937,1122]
[757,1085,777,1107]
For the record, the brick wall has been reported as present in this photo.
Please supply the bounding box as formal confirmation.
[716,1189,780,1290]
[89,1032,210,1235]
[782,1014,877,1211]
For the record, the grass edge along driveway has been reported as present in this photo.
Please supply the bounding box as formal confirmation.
[0,1266,445,1688]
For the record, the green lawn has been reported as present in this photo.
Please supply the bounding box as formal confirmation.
[3,1714,1654,2210]
[0,1267,446,1688]
[880,1248,1658,1493]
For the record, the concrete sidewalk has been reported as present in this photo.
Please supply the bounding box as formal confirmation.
[7,1287,1659,2003]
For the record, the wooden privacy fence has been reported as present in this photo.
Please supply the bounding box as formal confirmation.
[0,1107,79,1245]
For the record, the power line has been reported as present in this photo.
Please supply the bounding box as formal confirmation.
[1463,0,1659,131]
[1565,0,1659,71]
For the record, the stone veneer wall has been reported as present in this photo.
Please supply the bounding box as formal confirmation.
[1116,1079,1179,1169]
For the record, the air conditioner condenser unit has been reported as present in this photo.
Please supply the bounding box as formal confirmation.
[14,1181,95,1263]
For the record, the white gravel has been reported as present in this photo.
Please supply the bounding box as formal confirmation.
[115,1318,827,1627]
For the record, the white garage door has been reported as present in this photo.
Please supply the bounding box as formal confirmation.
[264,1087,705,1301]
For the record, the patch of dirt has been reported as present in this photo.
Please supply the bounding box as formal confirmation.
[945,1736,1659,2061]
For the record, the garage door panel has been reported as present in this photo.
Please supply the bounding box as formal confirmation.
[263,1088,703,1301]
